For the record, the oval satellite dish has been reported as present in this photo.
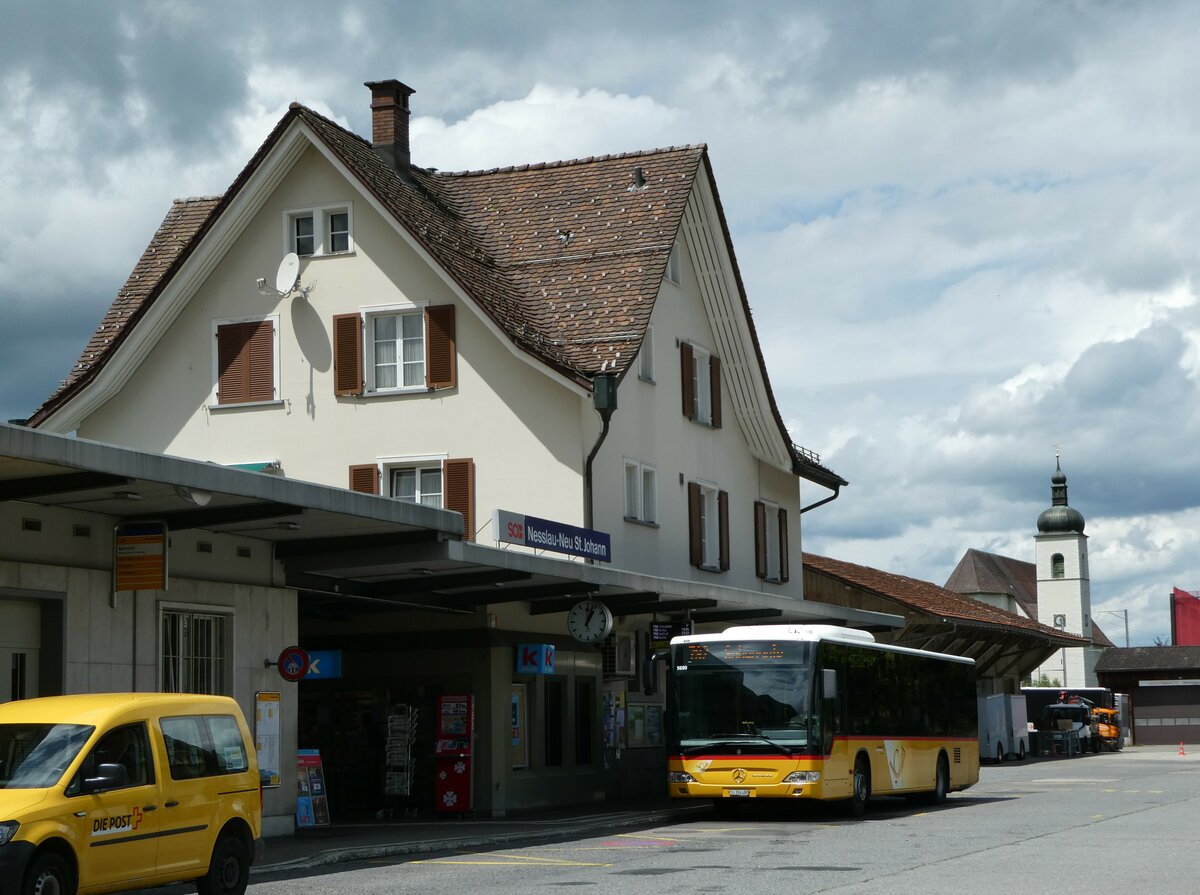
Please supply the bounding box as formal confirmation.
[275,253,300,295]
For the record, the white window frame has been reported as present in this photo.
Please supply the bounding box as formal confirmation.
[692,345,713,425]
[158,602,233,696]
[209,314,281,409]
[362,303,428,394]
[380,454,449,508]
[623,459,657,525]
[698,480,720,569]
[762,499,782,582]
[665,241,682,284]
[283,202,354,257]
[639,325,656,383]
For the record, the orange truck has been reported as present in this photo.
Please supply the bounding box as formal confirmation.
[1091,707,1124,751]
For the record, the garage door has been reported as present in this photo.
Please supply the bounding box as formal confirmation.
[1131,683,1200,745]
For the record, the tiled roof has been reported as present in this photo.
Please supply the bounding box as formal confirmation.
[945,548,1039,617]
[29,103,823,483]
[1095,646,1200,673]
[943,547,1115,648]
[803,552,1089,644]
[51,197,220,402]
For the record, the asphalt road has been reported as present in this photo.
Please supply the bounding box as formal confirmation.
[243,746,1199,894]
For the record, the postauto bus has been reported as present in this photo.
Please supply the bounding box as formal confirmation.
[653,625,979,814]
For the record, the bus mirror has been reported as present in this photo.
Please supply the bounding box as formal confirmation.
[643,649,669,697]
[822,668,837,700]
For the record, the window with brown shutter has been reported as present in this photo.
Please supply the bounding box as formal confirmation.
[425,305,456,389]
[348,464,380,494]
[754,501,768,579]
[443,458,475,540]
[687,481,702,567]
[778,507,789,583]
[333,313,363,396]
[216,320,275,405]
[680,341,695,419]
[718,490,729,571]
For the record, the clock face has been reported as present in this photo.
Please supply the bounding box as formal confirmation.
[567,599,613,643]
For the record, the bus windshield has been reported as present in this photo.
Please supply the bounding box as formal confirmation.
[671,640,812,752]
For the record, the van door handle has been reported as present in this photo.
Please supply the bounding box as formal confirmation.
[142,805,158,811]
[165,800,180,808]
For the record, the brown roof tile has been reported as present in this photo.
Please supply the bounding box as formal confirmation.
[803,552,1089,644]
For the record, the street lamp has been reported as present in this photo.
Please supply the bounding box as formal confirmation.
[1098,609,1130,648]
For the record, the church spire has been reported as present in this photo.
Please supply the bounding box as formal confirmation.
[1038,452,1085,533]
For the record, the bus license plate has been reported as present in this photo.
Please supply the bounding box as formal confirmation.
[727,788,750,798]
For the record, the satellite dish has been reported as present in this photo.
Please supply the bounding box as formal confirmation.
[275,253,300,295]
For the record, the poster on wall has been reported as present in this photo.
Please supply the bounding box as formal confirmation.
[511,684,527,769]
[602,686,626,749]
[254,691,281,788]
[296,749,330,827]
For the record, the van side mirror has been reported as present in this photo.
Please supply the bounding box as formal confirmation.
[82,763,128,794]
[643,650,669,697]
[822,668,837,700]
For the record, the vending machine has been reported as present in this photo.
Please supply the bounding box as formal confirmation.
[433,693,474,814]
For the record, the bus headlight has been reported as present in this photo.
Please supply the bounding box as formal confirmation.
[0,821,19,846]
[782,771,820,784]
[667,771,696,784]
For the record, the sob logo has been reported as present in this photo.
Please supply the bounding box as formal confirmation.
[91,807,143,837]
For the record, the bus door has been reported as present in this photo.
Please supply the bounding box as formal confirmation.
[818,666,851,799]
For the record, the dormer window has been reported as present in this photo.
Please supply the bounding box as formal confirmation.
[285,203,354,257]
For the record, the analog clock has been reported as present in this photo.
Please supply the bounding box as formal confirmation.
[567,599,614,643]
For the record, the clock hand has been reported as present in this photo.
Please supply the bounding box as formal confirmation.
[585,607,595,626]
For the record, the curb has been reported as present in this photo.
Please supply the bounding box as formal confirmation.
[252,804,707,875]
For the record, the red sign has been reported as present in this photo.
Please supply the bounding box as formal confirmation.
[277,646,310,682]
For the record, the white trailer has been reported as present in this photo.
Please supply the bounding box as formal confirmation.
[978,694,1030,761]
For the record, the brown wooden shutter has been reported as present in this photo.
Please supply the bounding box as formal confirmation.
[718,490,730,571]
[709,355,722,429]
[680,341,695,419]
[425,305,457,389]
[687,481,702,567]
[333,313,363,396]
[443,458,475,540]
[778,507,790,583]
[217,320,273,405]
[754,501,767,579]
[348,464,380,494]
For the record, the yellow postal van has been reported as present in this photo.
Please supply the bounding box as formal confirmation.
[0,693,263,895]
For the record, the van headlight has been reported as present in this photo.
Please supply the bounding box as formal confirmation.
[783,771,821,784]
[0,821,19,846]
[667,771,696,784]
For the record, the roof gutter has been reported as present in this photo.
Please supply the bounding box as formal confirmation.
[800,481,842,515]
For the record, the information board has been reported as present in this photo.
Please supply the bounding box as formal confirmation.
[296,749,330,827]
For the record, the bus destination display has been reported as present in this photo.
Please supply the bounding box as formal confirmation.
[683,642,800,666]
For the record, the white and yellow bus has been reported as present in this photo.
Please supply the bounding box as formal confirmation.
[655,624,979,814]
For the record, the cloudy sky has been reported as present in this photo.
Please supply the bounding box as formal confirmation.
[3,1,1197,644]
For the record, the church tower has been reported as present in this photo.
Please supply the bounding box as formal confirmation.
[1034,455,1096,687]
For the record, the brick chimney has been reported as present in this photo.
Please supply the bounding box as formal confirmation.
[364,79,415,174]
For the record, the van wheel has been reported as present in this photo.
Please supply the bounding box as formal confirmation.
[23,851,75,895]
[847,756,870,817]
[1017,742,1026,761]
[996,743,1005,763]
[196,834,250,895]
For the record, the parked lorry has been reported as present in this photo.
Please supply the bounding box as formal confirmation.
[978,694,1030,762]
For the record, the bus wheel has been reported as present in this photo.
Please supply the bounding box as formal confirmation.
[848,756,870,817]
[925,754,949,805]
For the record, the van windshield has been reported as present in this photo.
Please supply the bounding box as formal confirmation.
[0,723,94,788]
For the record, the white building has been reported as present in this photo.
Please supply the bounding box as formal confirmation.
[24,79,896,817]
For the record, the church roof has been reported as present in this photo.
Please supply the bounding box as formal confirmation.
[943,547,1114,648]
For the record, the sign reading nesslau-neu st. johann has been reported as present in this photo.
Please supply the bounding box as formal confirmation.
[494,510,611,562]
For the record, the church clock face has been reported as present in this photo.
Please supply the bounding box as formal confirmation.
[567,599,613,643]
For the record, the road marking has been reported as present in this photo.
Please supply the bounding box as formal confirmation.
[1032,778,1118,784]
[415,853,612,867]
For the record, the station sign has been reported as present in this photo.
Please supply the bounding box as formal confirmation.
[494,509,611,562]
[113,521,168,593]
